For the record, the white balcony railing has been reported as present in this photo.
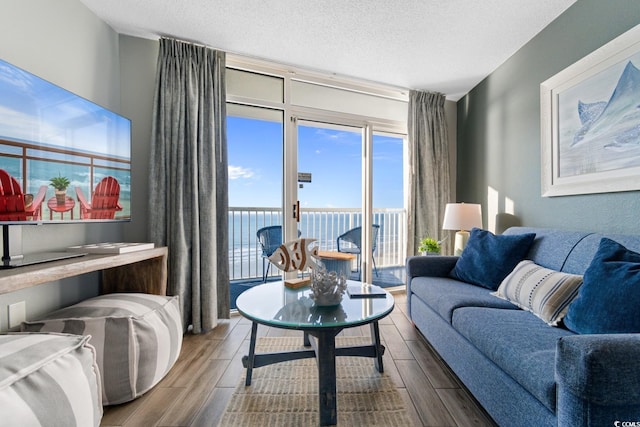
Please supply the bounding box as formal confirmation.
[229,207,407,281]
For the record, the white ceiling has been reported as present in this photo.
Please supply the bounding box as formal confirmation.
[80,0,576,100]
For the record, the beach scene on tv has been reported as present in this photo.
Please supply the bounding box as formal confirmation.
[0,58,131,222]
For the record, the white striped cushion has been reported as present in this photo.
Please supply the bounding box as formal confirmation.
[492,260,583,326]
[0,332,102,426]
[22,293,182,405]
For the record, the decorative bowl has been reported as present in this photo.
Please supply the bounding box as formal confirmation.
[309,265,347,307]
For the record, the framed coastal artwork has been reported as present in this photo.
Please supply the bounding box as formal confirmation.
[541,23,640,197]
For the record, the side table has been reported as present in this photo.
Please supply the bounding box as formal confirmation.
[48,196,75,220]
[316,250,356,276]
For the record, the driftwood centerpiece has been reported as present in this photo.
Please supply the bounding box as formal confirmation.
[267,237,347,306]
[268,238,319,288]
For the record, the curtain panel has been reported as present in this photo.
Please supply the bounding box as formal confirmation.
[149,38,229,333]
[407,90,451,256]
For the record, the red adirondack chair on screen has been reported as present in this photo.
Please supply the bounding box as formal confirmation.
[0,169,27,221]
[75,176,123,219]
[25,185,48,220]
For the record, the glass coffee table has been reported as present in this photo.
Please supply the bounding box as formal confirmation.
[236,280,394,426]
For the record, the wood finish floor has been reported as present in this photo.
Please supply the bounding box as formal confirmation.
[101,292,497,426]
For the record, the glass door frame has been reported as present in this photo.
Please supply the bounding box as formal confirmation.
[284,109,376,284]
[226,55,409,288]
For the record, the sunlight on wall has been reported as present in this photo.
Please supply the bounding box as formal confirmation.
[488,187,517,233]
[505,197,515,215]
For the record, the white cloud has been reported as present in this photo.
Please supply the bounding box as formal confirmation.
[228,165,255,180]
[316,129,346,140]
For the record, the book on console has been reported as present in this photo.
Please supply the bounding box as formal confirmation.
[67,242,155,254]
[347,284,387,298]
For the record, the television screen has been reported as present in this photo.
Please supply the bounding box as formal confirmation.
[0,58,131,224]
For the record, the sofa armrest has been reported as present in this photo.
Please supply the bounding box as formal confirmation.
[406,255,458,281]
[556,334,640,426]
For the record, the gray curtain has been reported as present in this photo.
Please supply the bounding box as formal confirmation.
[149,38,229,333]
[407,90,451,256]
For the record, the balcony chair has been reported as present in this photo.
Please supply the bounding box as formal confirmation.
[257,225,300,282]
[0,169,27,221]
[25,185,48,220]
[336,225,380,279]
[76,176,123,219]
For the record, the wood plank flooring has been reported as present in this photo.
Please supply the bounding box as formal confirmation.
[101,291,497,426]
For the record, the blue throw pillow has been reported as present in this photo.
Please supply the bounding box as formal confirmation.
[564,238,640,334]
[450,228,536,290]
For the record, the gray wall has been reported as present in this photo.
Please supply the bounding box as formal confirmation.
[456,0,640,234]
[445,100,457,203]
[120,35,159,242]
[0,0,129,330]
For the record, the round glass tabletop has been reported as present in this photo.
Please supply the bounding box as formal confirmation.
[236,280,395,329]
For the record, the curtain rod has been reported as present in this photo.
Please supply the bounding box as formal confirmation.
[159,35,221,52]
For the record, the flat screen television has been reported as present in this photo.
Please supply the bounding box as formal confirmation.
[0,58,132,266]
[0,58,131,223]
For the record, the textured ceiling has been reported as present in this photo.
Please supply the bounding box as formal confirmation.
[80,0,576,100]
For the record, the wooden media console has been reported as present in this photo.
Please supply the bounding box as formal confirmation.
[0,247,168,296]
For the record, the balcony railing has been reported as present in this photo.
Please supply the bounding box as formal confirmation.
[0,138,131,220]
[229,207,407,281]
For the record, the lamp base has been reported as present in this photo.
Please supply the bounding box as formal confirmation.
[454,230,470,256]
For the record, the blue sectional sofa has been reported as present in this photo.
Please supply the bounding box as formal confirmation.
[406,227,640,426]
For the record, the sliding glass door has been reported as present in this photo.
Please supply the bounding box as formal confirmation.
[227,104,284,284]
[372,132,407,286]
[227,108,406,291]
[285,118,377,283]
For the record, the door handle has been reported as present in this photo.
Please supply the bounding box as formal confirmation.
[293,201,300,222]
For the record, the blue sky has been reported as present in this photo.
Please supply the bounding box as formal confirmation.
[0,59,130,159]
[228,116,404,208]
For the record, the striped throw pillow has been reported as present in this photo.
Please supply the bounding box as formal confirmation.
[0,333,103,426]
[22,293,182,405]
[492,260,583,326]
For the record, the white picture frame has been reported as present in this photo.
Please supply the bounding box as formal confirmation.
[541,23,640,197]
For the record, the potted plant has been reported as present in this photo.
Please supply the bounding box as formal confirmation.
[418,237,441,255]
[50,174,70,205]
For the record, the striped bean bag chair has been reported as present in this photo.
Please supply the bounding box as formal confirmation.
[0,332,103,426]
[22,293,182,405]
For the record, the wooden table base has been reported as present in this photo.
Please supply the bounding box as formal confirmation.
[241,321,385,426]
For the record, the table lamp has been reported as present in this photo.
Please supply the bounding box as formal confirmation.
[442,203,482,255]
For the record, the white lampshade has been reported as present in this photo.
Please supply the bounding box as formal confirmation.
[442,203,483,255]
[442,203,483,231]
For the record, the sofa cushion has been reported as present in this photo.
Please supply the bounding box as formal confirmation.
[562,232,640,275]
[503,227,589,272]
[0,333,103,426]
[493,260,583,326]
[410,276,518,323]
[564,238,640,334]
[451,228,536,290]
[22,293,183,405]
[452,307,575,412]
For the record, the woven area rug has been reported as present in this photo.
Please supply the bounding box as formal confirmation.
[217,336,413,426]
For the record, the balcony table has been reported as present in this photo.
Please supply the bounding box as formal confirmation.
[316,250,356,276]
[48,196,75,220]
